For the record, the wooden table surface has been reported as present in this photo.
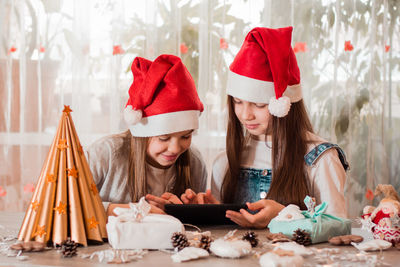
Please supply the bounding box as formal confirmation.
[0,212,398,267]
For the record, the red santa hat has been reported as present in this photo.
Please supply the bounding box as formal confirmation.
[124,54,204,137]
[227,26,302,117]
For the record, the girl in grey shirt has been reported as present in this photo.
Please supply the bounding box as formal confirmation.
[87,54,207,216]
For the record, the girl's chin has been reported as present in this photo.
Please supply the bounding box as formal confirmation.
[156,157,178,167]
[246,130,265,138]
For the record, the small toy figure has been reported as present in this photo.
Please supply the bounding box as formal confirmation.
[361,184,400,245]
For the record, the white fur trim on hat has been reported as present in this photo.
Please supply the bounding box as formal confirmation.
[226,71,302,103]
[268,96,291,117]
[128,110,200,137]
[124,105,143,125]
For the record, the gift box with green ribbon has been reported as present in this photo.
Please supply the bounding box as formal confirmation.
[268,196,351,244]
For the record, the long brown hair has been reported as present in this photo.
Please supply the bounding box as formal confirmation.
[125,130,192,202]
[221,96,314,208]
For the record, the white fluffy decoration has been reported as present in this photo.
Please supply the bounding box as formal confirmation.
[210,238,252,258]
[171,247,209,263]
[124,105,142,125]
[351,239,392,251]
[259,252,304,267]
[274,204,305,221]
[274,242,313,256]
[268,96,291,117]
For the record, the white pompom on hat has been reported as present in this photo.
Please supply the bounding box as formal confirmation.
[226,26,302,117]
[124,54,204,137]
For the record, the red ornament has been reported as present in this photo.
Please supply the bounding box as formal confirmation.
[0,186,6,197]
[220,38,228,50]
[180,43,188,54]
[112,45,124,55]
[39,46,45,53]
[293,42,307,53]
[9,46,17,53]
[344,41,354,51]
[385,45,390,52]
[365,188,374,201]
[24,183,35,193]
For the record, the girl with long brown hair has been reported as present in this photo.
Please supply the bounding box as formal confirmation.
[86,55,207,216]
[184,27,349,228]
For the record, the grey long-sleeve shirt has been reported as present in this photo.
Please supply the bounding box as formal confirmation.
[86,131,208,204]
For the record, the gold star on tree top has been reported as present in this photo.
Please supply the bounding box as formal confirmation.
[88,216,99,230]
[90,183,98,195]
[67,168,78,178]
[31,201,40,212]
[54,201,67,215]
[33,225,46,238]
[46,173,56,183]
[63,105,73,114]
[57,139,68,150]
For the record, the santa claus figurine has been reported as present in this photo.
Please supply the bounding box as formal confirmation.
[362,184,400,245]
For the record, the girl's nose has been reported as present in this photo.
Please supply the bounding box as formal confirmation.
[168,139,182,154]
[242,104,255,121]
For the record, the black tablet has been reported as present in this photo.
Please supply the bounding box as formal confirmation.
[164,204,247,225]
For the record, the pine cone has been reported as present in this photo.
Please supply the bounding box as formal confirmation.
[292,228,312,246]
[242,231,259,248]
[171,232,189,251]
[60,237,78,257]
[198,235,213,251]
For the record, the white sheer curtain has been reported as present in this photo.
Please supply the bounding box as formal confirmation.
[0,0,399,216]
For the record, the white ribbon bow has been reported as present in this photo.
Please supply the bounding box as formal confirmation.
[113,197,151,222]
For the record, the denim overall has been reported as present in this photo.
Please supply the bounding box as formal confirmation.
[233,143,349,204]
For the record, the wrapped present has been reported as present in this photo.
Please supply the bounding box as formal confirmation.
[106,197,184,249]
[268,196,351,244]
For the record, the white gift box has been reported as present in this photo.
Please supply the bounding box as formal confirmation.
[107,213,184,249]
[106,198,184,250]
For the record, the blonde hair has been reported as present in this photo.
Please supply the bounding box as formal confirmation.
[125,130,192,202]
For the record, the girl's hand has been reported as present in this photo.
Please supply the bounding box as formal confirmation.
[181,189,220,204]
[145,192,183,211]
[225,199,285,229]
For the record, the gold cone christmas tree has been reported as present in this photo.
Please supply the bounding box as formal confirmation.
[17,106,107,246]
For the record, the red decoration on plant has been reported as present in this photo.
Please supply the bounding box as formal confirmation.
[112,45,124,55]
[293,42,307,53]
[9,46,17,53]
[385,45,390,53]
[220,38,228,50]
[39,46,45,53]
[0,186,6,197]
[344,41,354,51]
[24,183,35,193]
[180,43,188,54]
[365,188,374,201]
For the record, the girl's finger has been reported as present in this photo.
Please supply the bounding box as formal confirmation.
[146,194,169,204]
[226,211,249,227]
[150,204,166,214]
[167,194,183,204]
[197,193,205,204]
[161,192,174,199]
[205,189,219,204]
[246,200,267,211]
[239,209,258,224]
[181,193,190,204]
[239,208,270,228]
[185,188,196,199]
[148,200,161,208]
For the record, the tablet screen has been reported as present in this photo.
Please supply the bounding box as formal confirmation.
[164,204,247,225]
